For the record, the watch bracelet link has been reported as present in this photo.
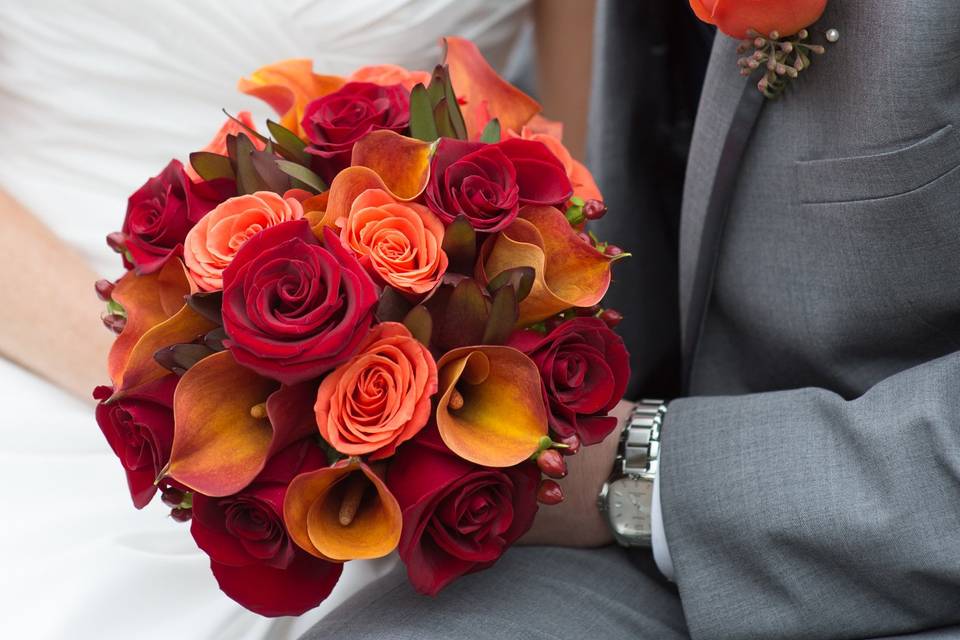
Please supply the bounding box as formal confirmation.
[617,399,666,479]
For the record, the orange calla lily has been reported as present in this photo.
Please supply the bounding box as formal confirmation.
[443,36,541,139]
[167,351,317,496]
[108,258,213,396]
[284,459,401,561]
[350,130,432,200]
[435,345,548,467]
[238,59,345,136]
[478,206,613,324]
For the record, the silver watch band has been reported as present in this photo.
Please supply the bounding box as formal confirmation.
[616,399,666,479]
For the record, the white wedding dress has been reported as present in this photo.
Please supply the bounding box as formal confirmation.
[0,2,530,638]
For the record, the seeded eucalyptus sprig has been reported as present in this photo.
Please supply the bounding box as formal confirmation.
[737,28,828,99]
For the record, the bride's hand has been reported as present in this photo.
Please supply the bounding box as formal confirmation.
[520,399,634,547]
[0,187,113,401]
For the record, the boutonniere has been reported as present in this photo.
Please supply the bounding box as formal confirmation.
[689,0,839,99]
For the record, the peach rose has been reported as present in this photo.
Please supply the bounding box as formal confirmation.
[348,64,431,92]
[315,322,438,460]
[183,191,304,291]
[341,189,448,295]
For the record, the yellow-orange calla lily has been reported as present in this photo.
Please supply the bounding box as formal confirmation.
[167,351,317,497]
[350,130,432,200]
[443,36,541,139]
[108,258,213,397]
[238,59,345,137]
[283,459,402,561]
[478,206,614,325]
[435,345,548,468]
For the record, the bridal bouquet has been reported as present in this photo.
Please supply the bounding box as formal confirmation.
[94,38,628,617]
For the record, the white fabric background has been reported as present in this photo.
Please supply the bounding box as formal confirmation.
[0,1,530,638]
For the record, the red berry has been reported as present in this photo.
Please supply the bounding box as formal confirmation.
[557,433,581,456]
[604,244,624,257]
[537,479,564,505]
[170,507,192,523]
[106,232,127,254]
[101,313,126,334]
[536,449,568,478]
[599,308,623,328]
[94,279,115,301]
[160,487,185,508]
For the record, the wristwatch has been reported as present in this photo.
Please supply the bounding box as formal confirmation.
[597,399,666,547]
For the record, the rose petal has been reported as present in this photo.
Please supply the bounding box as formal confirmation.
[435,346,547,467]
[284,459,402,561]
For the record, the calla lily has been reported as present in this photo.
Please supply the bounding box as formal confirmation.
[350,130,432,200]
[108,257,214,396]
[435,345,547,467]
[167,351,317,497]
[284,459,402,561]
[478,206,613,324]
[443,37,540,139]
[238,59,345,137]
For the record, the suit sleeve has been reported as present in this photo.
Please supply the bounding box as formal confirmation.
[661,350,960,640]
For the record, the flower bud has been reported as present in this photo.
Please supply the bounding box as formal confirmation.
[599,308,623,328]
[604,244,624,258]
[170,507,192,523]
[94,279,115,301]
[574,305,600,317]
[101,312,126,334]
[582,199,608,221]
[536,449,568,478]
[537,479,564,505]
[106,232,127,254]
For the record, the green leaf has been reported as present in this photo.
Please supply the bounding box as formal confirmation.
[267,119,309,164]
[482,284,518,345]
[426,65,447,105]
[251,150,292,193]
[480,118,501,144]
[105,299,126,318]
[442,71,468,140]
[403,305,433,347]
[487,266,535,303]
[441,214,477,274]
[189,152,235,182]
[433,98,457,139]
[274,159,327,193]
[437,278,488,350]
[235,133,271,195]
[222,109,271,146]
[409,84,439,142]
[186,291,224,325]
[376,287,413,323]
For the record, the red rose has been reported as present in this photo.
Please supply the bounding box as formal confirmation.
[221,219,379,385]
[302,81,410,182]
[509,317,629,445]
[191,440,343,617]
[425,137,573,233]
[387,428,540,595]
[93,375,178,508]
[120,159,230,273]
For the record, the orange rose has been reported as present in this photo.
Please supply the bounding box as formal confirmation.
[348,64,431,92]
[690,0,828,39]
[315,322,438,460]
[341,189,448,295]
[183,191,303,291]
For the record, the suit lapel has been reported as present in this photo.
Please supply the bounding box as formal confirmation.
[679,36,766,391]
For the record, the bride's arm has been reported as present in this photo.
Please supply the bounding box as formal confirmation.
[534,0,596,161]
[0,187,113,401]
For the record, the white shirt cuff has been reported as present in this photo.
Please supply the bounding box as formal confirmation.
[651,460,676,581]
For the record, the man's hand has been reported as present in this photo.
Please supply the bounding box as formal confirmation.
[520,400,634,547]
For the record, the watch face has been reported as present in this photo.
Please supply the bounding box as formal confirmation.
[606,477,653,540]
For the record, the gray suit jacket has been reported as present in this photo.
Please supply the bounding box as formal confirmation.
[591,1,960,638]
